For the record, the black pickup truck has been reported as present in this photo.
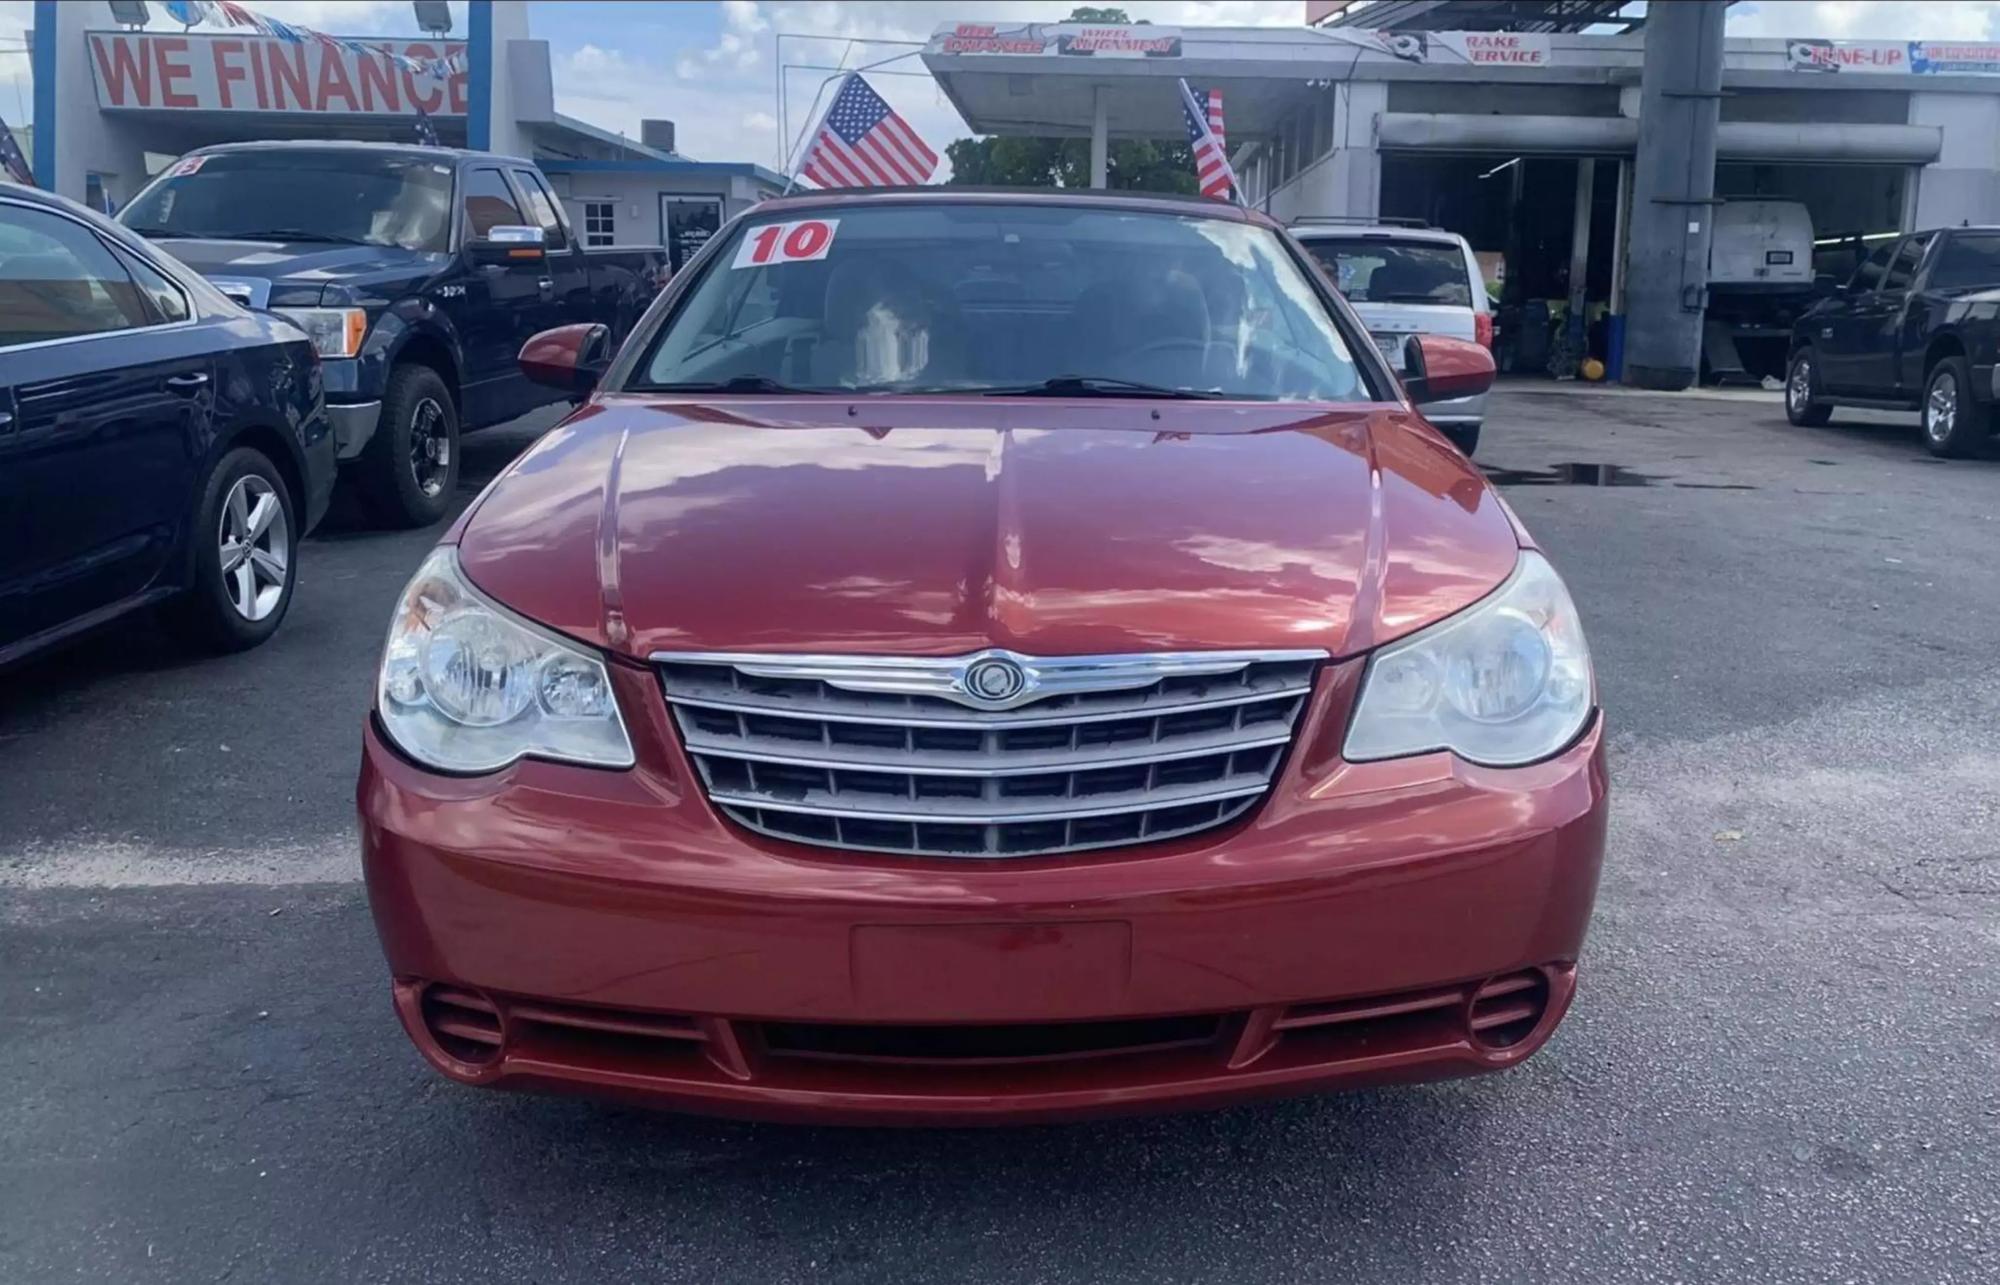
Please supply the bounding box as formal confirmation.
[1784,226,2000,457]
[118,142,667,524]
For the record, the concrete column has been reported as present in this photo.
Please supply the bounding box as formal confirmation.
[1623,0,1726,390]
[1090,87,1108,188]
[1568,158,1594,315]
[1609,160,1632,314]
[476,2,534,157]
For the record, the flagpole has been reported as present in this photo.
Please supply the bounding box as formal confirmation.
[782,71,852,195]
[1177,78,1243,207]
[779,49,928,195]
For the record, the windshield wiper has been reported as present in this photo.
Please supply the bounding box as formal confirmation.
[980,375,1223,400]
[642,375,821,394]
[207,229,371,245]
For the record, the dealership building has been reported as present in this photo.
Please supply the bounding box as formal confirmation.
[25,0,783,272]
[922,1,2000,382]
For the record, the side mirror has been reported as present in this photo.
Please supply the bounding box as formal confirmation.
[1813,273,1840,299]
[1402,333,1497,407]
[469,224,546,266]
[520,323,611,398]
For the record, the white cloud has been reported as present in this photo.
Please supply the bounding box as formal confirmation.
[721,0,770,34]
[1726,1,2000,40]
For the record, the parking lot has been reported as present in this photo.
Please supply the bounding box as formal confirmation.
[3,387,1997,1284]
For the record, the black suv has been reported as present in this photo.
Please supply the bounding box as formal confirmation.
[120,143,666,526]
[1785,226,2000,457]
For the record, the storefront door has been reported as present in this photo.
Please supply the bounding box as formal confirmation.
[660,195,725,273]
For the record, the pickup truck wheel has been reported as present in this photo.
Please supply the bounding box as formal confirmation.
[1922,356,1987,458]
[358,363,459,528]
[1784,349,1832,427]
[162,446,298,652]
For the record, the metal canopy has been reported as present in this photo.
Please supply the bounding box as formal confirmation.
[928,65,1316,142]
[1315,0,1733,34]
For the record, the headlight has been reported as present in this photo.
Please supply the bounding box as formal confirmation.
[376,547,633,773]
[273,306,368,359]
[1344,551,1592,767]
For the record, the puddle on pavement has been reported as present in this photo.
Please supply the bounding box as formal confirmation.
[1482,462,1656,487]
[1481,461,1756,491]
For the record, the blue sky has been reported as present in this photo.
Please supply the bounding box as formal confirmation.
[5,1,2000,173]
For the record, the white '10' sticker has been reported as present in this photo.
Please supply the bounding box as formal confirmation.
[731,218,840,269]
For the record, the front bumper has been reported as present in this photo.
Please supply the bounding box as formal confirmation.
[1422,389,1487,426]
[300,415,338,533]
[359,659,1608,1125]
[328,400,383,460]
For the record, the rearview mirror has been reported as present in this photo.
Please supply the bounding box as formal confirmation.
[470,224,546,266]
[1402,333,1496,407]
[520,323,611,398]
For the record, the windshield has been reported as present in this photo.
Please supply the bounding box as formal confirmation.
[1303,238,1474,308]
[631,203,1373,402]
[1927,233,2000,291]
[120,151,453,252]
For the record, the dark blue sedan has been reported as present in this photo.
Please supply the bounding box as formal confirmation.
[0,182,335,666]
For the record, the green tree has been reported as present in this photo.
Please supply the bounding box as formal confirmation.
[944,7,1198,194]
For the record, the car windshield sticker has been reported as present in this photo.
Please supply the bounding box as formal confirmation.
[732,218,840,269]
[171,155,207,177]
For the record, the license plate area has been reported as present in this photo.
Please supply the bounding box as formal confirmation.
[1373,333,1409,370]
[850,921,1133,1021]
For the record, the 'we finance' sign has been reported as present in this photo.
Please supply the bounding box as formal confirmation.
[87,30,467,117]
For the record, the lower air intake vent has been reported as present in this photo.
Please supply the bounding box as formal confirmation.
[760,1014,1223,1065]
[420,985,503,1065]
[1468,970,1550,1049]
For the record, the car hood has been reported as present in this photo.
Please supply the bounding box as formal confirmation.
[146,238,444,293]
[454,397,1522,660]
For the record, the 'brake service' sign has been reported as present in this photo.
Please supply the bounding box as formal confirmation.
[87,30,468,116]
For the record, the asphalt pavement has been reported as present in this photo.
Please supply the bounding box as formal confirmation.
[3,387,1997,1284]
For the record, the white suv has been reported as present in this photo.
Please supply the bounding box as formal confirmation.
[1291,219,1492,455]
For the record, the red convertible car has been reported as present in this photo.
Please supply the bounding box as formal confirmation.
[359,189,1606,1124]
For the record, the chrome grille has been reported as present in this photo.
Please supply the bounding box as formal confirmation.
[655,650,1322,858]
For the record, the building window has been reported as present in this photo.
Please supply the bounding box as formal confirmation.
[583,201,616,247]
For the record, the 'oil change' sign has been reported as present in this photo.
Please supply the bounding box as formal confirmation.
[88,30,468,116]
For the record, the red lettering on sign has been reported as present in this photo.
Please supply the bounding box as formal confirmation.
[91,36,153,108]
[155,37,197,108]
[249,37,270,107]
[783,221,830,258]
[357,45,402,112]
[316,47,359,112]
[733,219,841,269]
[403,42,443,113]
[447,44,468,114]
[211,39,248,109]
[268,41,311,109]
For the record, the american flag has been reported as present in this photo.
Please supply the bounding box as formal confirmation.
[800,74,939,189]
[0,113,33,187]
[1179,79,1236,202]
